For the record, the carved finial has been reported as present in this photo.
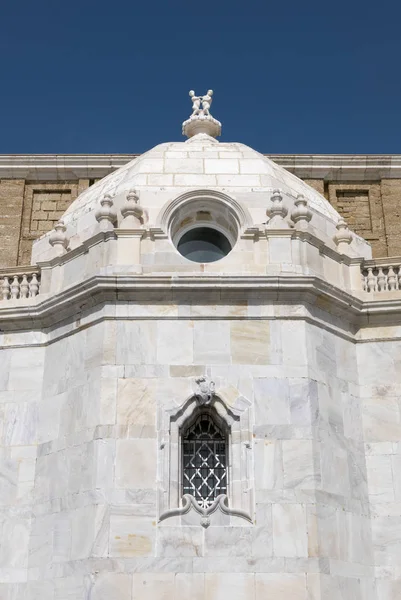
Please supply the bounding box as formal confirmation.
[120,189,144,227]
[333,218,353,252]
[95,193,117,231]
[195,376,215,405]
[49,220,69,256]
[266,189,289,228]
[183,89,221,139]
[291,194,312,229]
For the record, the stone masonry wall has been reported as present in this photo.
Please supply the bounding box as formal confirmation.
[0,179,92,268]
[0,169,400,267]
[305,178,400,258]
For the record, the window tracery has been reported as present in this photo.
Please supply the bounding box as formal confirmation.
[182,412,227,508]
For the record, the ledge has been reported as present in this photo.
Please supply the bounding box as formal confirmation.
[0,273,385,337]
[1,154,401,180]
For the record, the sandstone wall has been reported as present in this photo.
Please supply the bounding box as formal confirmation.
[0,179,93,268]
[305,178,400,258]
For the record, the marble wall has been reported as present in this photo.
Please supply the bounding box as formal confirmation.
[0,298,385,599]
[358,339,401,600]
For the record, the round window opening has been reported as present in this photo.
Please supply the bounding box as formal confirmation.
[167,195,241,264]
[177,227,232,263]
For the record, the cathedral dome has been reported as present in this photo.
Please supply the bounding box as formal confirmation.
[32,90,363,263]
[62,136,340,223]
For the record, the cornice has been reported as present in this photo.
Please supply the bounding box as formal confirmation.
[267,154,401,180]
[0,154,138,180]
[0,274,372,331]
[1,154,401,181]
[1,273,401,343]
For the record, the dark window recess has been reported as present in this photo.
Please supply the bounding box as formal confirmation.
[177,227,231,263]
[182,413,227,508]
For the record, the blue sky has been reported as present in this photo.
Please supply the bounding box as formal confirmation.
[1,0,400,154]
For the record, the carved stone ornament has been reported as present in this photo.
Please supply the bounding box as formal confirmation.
[49,220,69,256]
[333,218,353,249]
[291,193,313,229]
[194,376,215,405]
[182,89,222,139]
[95,193,117,231]
[120,189,144,227]
[266,189,289,229]
[159,494,252,528]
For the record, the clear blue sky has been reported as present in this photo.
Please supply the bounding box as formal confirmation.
[1,0,400,154]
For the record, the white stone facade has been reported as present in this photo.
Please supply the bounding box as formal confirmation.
[1,102,401,599]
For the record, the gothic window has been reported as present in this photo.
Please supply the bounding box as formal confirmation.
[182,412,227,508]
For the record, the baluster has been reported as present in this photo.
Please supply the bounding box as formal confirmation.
[1,277,10,300]
[397,266,401,291]
[10,276,20,299]
[362,271,367,291]
[29,273,39,297]
[377,267,386,292]
[387,266,397,291]
[20,274,29,298]
[366,267,376,292]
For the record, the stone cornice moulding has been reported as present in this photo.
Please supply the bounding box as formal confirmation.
[2,154,401,180]
[0,154,138,180]
[3,273,401,338]
[35,225,360,275]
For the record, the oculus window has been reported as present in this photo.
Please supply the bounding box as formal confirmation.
[177,227,232,263]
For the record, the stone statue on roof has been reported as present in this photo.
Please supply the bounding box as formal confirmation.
[189,89,214,117]
[183,89,221,138]
[189,91,202,116]
[201,90,213,115]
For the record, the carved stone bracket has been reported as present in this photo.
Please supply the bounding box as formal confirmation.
[159,494,252,528]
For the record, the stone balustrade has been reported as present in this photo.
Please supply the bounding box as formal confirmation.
[0,268,41,300]
[361,259,401,292]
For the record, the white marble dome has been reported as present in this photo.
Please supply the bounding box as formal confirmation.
[62,134,340,223]
[33,80,378,269]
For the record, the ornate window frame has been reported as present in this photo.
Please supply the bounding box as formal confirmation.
[158,377,253,526]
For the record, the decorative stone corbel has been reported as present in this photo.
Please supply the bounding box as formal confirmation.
[266,189,289,228]
[194,376,215,405]
[291,194,312,230]
[95,193,117,231]
[333,218,353,253]
[49,220,69,256]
